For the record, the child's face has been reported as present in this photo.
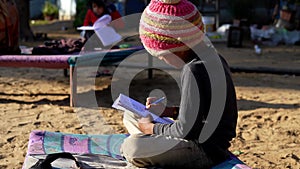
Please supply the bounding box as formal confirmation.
[92,3,104,16]
[158,50,192,69]
[158,52,185,69]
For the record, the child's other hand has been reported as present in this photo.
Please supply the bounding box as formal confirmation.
[138,115,154,134]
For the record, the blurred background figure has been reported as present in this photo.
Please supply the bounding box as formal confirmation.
[272,0,299,30]
[82,0,123,40]
[0,0,20,54]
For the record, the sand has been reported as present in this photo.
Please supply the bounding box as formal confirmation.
[0,22,300,169]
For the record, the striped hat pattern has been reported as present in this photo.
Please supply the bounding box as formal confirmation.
[139,0,204,57]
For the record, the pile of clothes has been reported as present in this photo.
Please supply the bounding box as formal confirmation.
[250,25,300,46]
[31,38,85,55]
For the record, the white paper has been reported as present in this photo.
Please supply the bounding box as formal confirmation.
[112,94,150,117]
[93,14,112,28]
[94,26,122,46]
[112,94,173,124]
[93,14,122,46]
[77,26,94,31]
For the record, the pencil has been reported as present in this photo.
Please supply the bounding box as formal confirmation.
[151,97,166,105]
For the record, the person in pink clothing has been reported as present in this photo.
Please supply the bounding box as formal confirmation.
[82,0,109,39]
[82,0,124,39]
[83,0,109,26]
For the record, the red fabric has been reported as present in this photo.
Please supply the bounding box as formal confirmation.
[83,9,124,29]
[83,9,99,26]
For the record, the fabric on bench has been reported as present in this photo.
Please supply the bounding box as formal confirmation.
[0,46,144,69]
[0,55,71,69]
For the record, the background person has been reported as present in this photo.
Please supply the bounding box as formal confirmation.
[82,0,109,40]
[82,0,124,40]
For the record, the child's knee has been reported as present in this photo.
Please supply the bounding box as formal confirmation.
[120,134,153,167]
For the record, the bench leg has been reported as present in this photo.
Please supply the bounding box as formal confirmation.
[70,66,77,107]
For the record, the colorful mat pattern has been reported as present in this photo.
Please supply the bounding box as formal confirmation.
[26,130,251,169]
[27,130,128,160]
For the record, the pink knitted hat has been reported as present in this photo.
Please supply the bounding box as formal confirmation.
[139,0,204,57]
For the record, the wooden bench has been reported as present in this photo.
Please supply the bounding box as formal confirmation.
[0,46,144,107]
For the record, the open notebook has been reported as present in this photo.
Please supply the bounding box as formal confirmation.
[77,14,122,46]
[112,94,174,124]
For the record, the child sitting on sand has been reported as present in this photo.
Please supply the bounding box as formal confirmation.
[120,0,238,168]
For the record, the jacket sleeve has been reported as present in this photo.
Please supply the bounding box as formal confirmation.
[153,64,202,139]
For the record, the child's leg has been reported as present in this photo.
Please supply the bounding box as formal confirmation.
[120,134,213,168]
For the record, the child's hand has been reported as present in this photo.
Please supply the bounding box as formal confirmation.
[138,114,153,123]
[138,115,154,134]
[145,97,165,116]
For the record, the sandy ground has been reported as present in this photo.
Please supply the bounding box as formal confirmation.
[0,21,300,169]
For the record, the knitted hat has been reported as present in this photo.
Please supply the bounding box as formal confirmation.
[139,0,204,57]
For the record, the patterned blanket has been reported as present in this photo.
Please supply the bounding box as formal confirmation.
[23,130,251,169]
[27,130,128,160]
